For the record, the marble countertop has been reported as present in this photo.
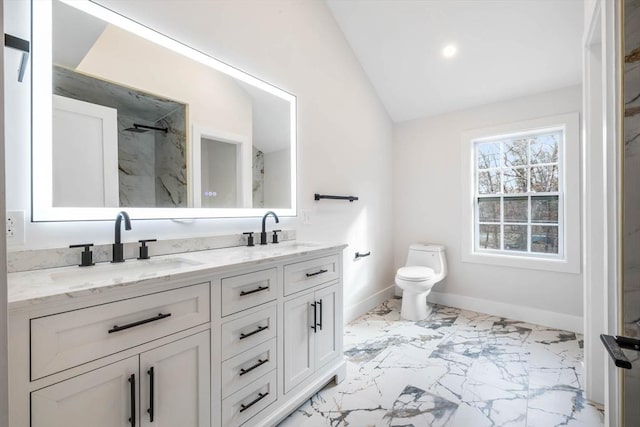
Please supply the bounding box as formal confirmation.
[8,241,347,310]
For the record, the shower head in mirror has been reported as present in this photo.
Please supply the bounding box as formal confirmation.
[124,124,168,134]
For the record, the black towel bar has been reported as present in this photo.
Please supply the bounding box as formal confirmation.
[314,193,359,202]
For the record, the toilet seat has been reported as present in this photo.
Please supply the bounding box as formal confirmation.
[396,266,434,281]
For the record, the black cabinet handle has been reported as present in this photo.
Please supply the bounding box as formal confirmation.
[317,299,323,331]
[306,269,328,278]
[147,367,154,422]
[239,358,269,376]
[128,374,136,427]
[239,325,269,340]
[310,302,317,333]
[355,251,371,259]
[239,285,269,296]
[239,392,269,413]
[109,313,172,334]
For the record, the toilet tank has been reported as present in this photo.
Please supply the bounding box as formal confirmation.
[406,244,446,273]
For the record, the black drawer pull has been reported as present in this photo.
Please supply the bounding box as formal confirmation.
[108,313,172,334]
[239,285,269,296]
[239,358,269,376]
[239,392,269,413]
[239,325,269,340]
[128,374,136,427]
[306,269,328,278]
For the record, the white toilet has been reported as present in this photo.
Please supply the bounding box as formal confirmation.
[395,244,448,321]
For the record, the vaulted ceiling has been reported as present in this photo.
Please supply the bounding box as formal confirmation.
[326,0,584,122]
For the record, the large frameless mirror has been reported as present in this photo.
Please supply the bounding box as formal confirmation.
[32,0,296,221]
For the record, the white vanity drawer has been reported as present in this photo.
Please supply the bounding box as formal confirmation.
[283,254,339,296]
[221,338,276,398]
[221,268,277,316]
[221,305,276,360]
[221,369,277,427]
[30,283,210,380]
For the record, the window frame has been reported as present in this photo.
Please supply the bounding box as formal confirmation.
[473,127,564,258]
[461,113,580,274]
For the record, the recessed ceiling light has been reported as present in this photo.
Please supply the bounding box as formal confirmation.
[442,44,457,58]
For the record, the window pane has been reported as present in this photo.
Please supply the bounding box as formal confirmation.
[530,132,559,164]
[532,196,558,223]
[504,197,527,223]
[530,165,558,192]
[476,142,500,169]
[531,225,559,254]
[503,138,529,167]
[504,225,527,252]
[478,197,500,222]
[478,224,500,249]
[478,170,500,194]
[503,168,527,193]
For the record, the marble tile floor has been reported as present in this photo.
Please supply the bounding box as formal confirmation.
[279,298,604,427]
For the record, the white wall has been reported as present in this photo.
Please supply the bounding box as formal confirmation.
[393,85,583,330]
[5,0,394,321]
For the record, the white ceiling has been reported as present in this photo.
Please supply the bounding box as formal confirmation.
[326,0,584,123]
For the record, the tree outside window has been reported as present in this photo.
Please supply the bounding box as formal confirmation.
[474,130,561,256]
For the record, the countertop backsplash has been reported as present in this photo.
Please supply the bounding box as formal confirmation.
[7,229,296,273]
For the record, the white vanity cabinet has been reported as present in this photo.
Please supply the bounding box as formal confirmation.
[9,281,212,427]
[283,284,339,393]
[31,331,210,427]
[8,242,347,427]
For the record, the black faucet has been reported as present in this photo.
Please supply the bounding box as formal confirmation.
[112,211,132,263]
[260,211,279,245]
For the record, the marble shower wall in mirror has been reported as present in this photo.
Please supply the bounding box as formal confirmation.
[49,0,292,210]
[53,66,188,207]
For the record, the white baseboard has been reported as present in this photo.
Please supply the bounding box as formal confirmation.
[344,285,396,324]
[428,291,583,333]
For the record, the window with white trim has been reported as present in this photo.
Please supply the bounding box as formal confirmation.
[473,128,563,258]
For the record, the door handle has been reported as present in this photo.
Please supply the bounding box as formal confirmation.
[600,334,640,369]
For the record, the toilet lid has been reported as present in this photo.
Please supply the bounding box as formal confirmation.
[397,266,434,281]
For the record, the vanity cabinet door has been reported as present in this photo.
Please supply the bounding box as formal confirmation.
[283,292,316,393]
[314,284,338,369]
[139,331,210,427]
[31,356,139,427]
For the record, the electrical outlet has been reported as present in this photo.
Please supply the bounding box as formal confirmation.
[6,210,25,245]
[301,209,312,225]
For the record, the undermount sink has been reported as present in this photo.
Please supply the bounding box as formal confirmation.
[50,257,203,282]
